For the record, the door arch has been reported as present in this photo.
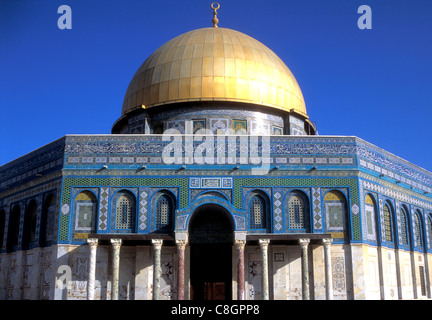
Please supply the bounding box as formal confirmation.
[188,204,234,300]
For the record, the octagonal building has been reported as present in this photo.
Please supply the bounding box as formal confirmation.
[0,5,431,300]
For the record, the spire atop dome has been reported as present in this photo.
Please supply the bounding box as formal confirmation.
[211,2,220,28]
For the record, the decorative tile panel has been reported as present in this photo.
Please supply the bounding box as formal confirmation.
[248,254,263,300]
[273,188,283,232]
[59,177,188,242]
[189,177,233,189]
[312,187,322,231]
[98,187,109,232]
[379,195,385,243]
[138,189,149,231]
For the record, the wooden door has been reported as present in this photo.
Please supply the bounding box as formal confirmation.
[204,282,225,300]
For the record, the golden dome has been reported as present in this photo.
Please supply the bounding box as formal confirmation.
[121,27,307,117]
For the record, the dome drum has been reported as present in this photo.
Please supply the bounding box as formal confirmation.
[112,101,316,135]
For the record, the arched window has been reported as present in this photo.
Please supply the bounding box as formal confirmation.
[155,194,174,233]
[427,214,432,250]
[40,194,56,247]
[115,193,134,230]
[74,191,97,236]
[22,199,38,250]
[249,195,266,230]
[324,190,347,240]
[414,211,423,249]
[383,203,393,243]
[0,209,6,251]
[400,206,409,246]
[365,194,377,241]
[7,205,21,252]
[288,193,307,230]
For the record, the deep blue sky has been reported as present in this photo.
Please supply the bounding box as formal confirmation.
[1,0,431,172]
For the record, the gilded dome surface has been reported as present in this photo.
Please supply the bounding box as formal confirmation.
[121,27,307,117]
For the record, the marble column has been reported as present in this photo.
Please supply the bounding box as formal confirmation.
[299,238,310,300]
[152,239,163,300]
[110,238,122,300]
[235,240,246,300]
[176,239,187,300]
[87,238,98,300]
[259,239,270,300]
[323,238,333,300]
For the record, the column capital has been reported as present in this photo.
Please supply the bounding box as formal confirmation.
[298,238,310,247]
[152,239,163,249]
[322,238,333,246]
[259,238,270,247]
[176,239,188,249]
[235,239,246,249]
[110,238,122,248]
[87,238,99,247]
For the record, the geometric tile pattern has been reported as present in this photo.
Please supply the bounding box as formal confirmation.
[190,177,200,188]
[379,196,385,243]
[59,177,189,242]
[362,179,432,211]
[98,187,109,231]
[411,208,418,248]
[59,204,70,242]
[395,200,402,245]
[189,177,233,189]
[312,187,322,231]
[58,175,365,242]
[138,189,148,231]
[351,204,359,215]
[273,189,283,232]
[426,214,431,251]
[248,259,263,300]
[233,177,361,241]
[332,257,346,291]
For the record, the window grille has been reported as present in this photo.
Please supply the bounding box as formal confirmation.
[428,216,432,251]
[400,208,409,245]
[414,213,423,248]
[384,204,393,242]
[155,195,172,232]
[249,195,265,229]
[289,195,305,229]
[116,195,133,229]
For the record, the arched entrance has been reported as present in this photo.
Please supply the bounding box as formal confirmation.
[188,204,234,300]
